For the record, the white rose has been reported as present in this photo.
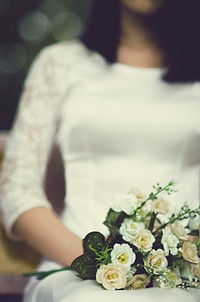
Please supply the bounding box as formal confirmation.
[132,229,155,252]
[145,249,168,273]
[127,274,150,290]
[111,194,140,215]
[111,243,136,269]
[119,218,145,242]
[171,221,188,240]
[151,197,170,215]
[179,241,199,264]
[96,263,127,290]
[161,227,179,256]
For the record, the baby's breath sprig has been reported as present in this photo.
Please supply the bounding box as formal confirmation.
[169,204,200,222]
[141,264,156,278]
[138,180,177,210]
[152,180,178,196]
[177,278,200,290]
[153,204,200,235]
[156,269,178,288]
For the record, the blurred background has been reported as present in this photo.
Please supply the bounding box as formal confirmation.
[0,0,92,130]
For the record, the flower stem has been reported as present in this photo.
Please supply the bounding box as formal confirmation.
[23,266,72,280]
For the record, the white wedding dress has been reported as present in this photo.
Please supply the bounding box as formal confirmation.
[0,40,199,302]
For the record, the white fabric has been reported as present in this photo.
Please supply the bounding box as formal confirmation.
[0,40,200,301]
[0,40,86,239]
[23,260,198,302]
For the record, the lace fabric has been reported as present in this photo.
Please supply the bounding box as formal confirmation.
[0,41,83,240]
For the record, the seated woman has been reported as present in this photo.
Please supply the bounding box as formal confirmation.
[0,0,199,301]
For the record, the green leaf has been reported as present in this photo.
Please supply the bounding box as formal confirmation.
[103,209,126,237]
[83,231,105,255]
[71,252,97,280]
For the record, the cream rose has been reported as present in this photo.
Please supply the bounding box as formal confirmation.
[96,263,127,290]
[119,218,145,242]
[180,242,199,264]
[127,274,150,290]
[145,249,168,273]
[161,227,179,256]
[128,187,146,202]
[132,229,155,252]
[111,243,136,269]
[171,221,188,240]
[151,197,170,215]
[111,193,140,215]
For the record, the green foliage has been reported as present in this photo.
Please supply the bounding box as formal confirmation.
[83,231,106,255]
[95,245,112,267]
[71,231,107,279]
[23,180,200,290]
[71,252,97,280]
[103,209,126,238]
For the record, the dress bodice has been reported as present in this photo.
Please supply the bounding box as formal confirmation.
[56,52,200,237]
[0,40,200,239]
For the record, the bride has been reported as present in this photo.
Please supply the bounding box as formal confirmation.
[0,0,200,301]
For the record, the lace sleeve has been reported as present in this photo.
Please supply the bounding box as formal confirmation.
[0,41,81,240]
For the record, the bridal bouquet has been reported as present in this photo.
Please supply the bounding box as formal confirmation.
[26,181,200,290]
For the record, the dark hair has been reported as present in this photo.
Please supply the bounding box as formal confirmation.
[81,0,200,83]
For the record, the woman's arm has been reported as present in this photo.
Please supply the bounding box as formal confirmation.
[0,42,82,264]
[14,208,83,265]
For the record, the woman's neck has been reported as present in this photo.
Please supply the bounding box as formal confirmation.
[117,7,165,68]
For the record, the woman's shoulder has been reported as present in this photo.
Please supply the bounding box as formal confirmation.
[37,39,89,65]
[25,40,93,86]
[36,39,107,72]
[28,39,107,84]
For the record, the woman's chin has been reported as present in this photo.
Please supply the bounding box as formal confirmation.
[120,0,165,16]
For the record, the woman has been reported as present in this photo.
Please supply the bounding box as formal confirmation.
[0,0,199,301]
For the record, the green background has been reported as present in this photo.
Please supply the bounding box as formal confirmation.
[0,0,91,129]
